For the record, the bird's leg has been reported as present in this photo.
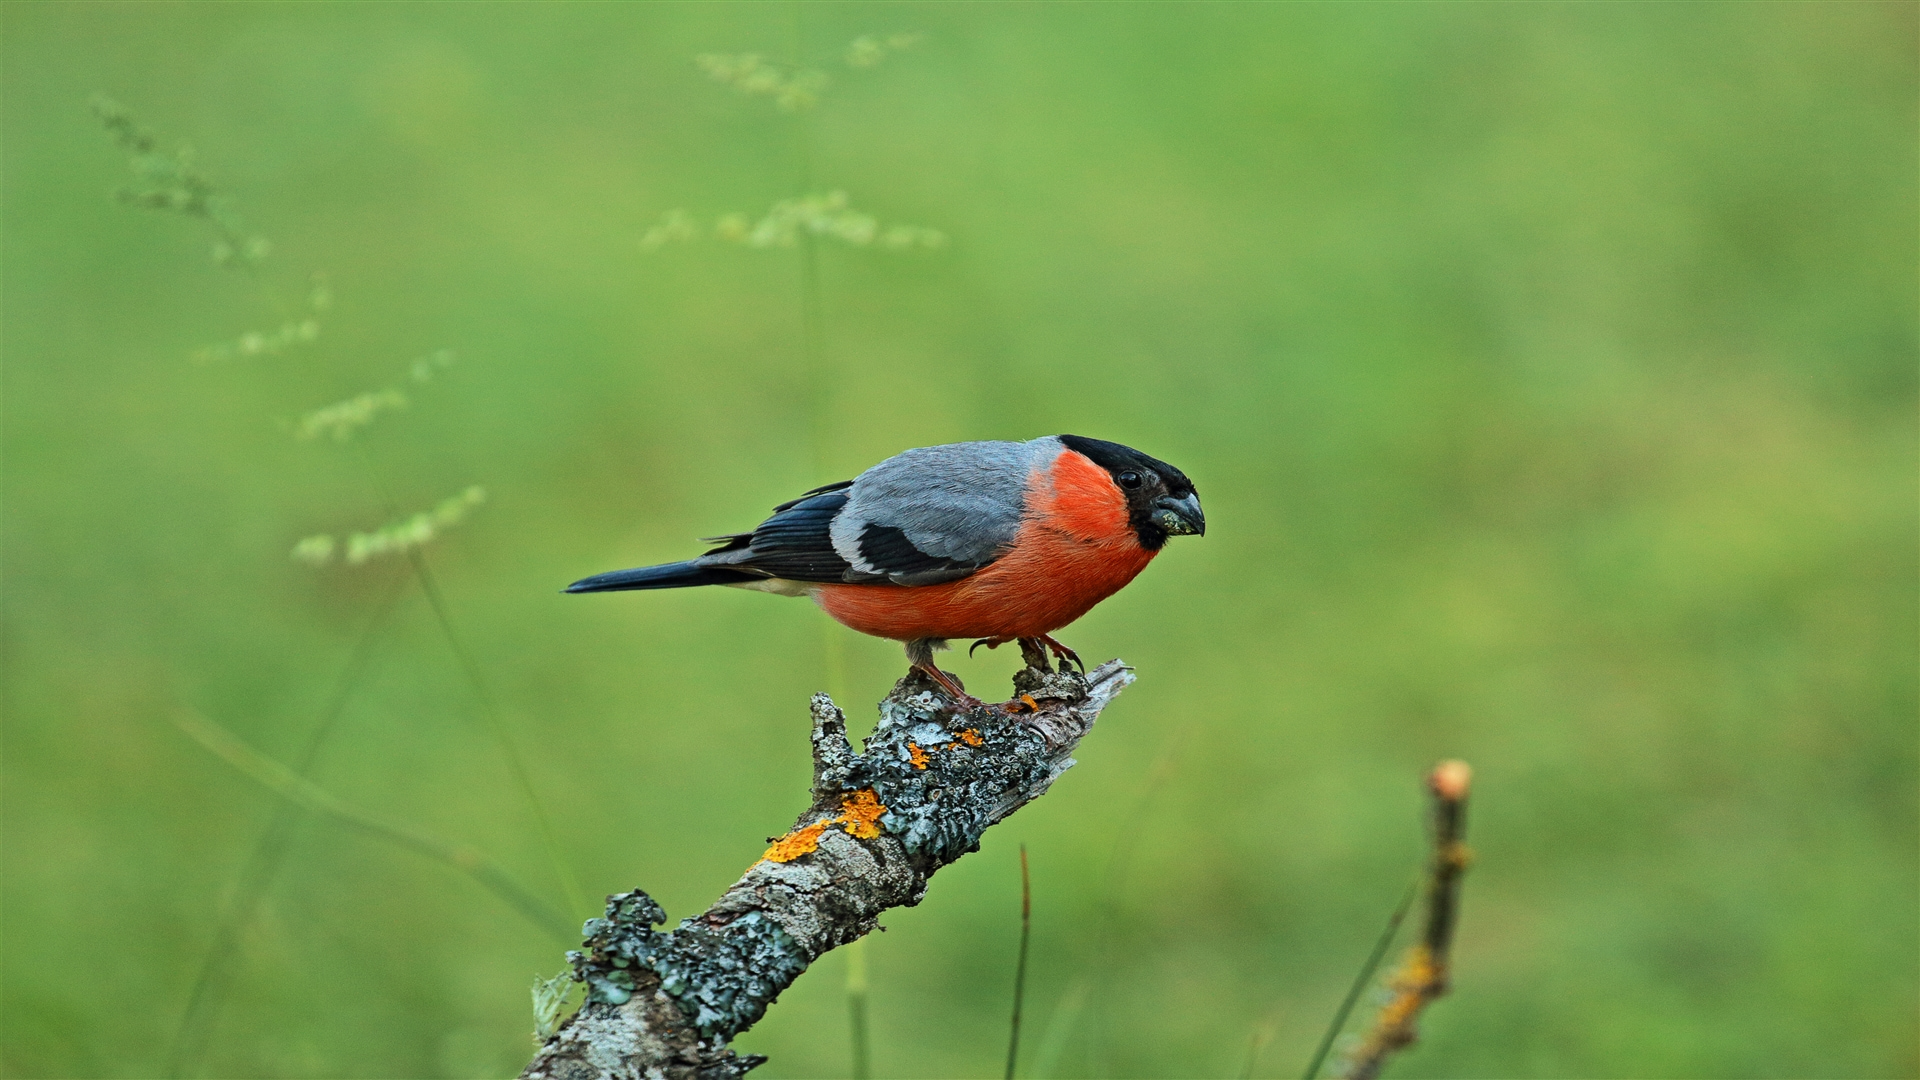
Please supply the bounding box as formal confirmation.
[1016,637,1053,674]
[1036,634,1084,673]
[914,662,983,709]
[905,638,985,710]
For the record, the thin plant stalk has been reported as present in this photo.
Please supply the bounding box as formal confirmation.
[786,2,832,481]
[1088,727,1186,1076]
[1028,979,1090,1080]
[173,709,575,941]
[845,935,871,1080]
[1340,762,1473,1080]
[1240,1013,1281,1080]
[779,13,867,1072]
[797,224,830,468]
[348,439,587,921]
[167,565,408,1077]
[93,97,583,1068]
[405,545,589,919]
[1006,843,1033,1080]
[1299,876,1420,1080]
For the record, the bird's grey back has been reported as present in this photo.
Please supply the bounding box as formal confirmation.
[831,437,1061,574]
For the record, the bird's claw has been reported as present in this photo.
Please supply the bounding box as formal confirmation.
[973,635,1080,674]
[969,636,1013,658]
[1036,634,1084,673]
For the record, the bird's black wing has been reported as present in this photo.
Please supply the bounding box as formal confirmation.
[692,481,988,586]
[690,487,863,583]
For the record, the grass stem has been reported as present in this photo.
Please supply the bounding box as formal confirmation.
[1339,762,1473,1080]
[1240,1014,1281,1080]
[1088,728,1186,1076]
[789,0,833,482]
[166,566,407,1078]
[1028,979,1089,1080]
[845,935,871,1080]
[1006,843,1033,1080]
[405,546,590,920]
[173,709,575,941]
[1300,876,1418,1080]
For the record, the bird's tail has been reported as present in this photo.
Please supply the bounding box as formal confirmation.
[565,560,755,593]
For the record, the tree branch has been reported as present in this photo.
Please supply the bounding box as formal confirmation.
[523,659,1135,1080]
[1341,760,1473,1080]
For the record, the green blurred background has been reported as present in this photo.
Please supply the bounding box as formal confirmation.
[3,3,1914,1077]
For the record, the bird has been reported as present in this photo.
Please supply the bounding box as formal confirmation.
[566,435,1204,706]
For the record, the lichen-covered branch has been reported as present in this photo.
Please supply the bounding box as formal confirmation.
[1341,760,1473,1080]
[522,659,1134,1080]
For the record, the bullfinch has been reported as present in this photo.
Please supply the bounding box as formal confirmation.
[567,435,1204,704]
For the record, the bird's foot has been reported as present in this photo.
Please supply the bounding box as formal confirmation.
[970,638,1066,713]
[951,637,1081,714]
[1015,637,1053,674]
[1010,639,1092,710]
[911,662,986,712]
[1035,634,1084,674]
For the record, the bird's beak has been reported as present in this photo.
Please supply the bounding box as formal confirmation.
[1151,492,1205,537]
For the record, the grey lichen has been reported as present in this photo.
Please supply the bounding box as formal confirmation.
[654,913,808,1038]
[572,894,809,1040]
[571,891,666,1007]
[857,669,1092,862]
[526,976,763,1080]
[526,659,1132,1080]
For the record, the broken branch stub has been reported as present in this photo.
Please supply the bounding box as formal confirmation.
[523,660,1134,1080]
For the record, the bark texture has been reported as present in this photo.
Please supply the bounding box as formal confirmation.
[522,658,1134,1080]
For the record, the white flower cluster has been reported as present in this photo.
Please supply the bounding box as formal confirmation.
[641,193,945,253]
[844,33,923,69]
[193,319,320,364]
[92,94,269,269]
[695,53,828,112]
[292,486,487,567]
[297,389,408,442]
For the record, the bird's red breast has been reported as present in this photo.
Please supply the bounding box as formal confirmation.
[813,447,1157,641]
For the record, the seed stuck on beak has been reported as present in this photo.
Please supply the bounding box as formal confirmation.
[1152,492,1205,536]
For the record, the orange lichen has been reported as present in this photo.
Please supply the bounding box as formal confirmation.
[956,728,985,747]
[837,788,887,839]
[761,820,829,863]
[908,742,929,770]
[1381,945,1439,1024]
[1347,944,1444,1062]
[754,789,890,868]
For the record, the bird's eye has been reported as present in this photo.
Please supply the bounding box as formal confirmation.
[1117,471,1143,489]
